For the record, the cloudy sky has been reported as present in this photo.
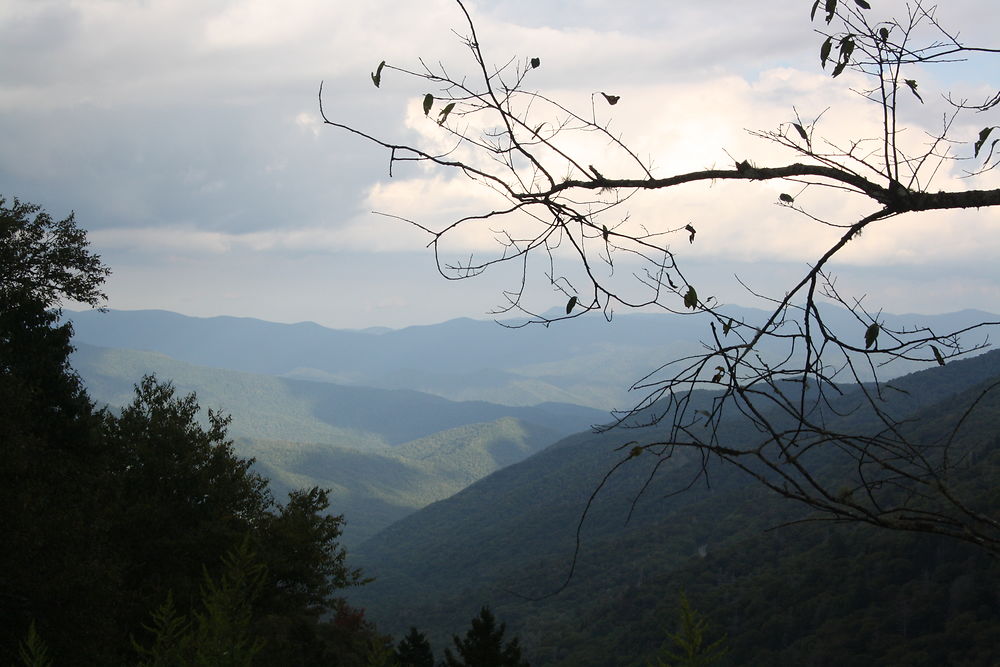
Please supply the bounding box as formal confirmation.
[2,0,998,328]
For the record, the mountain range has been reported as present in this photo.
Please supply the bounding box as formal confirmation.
[64,307,1000,663]
[64,307,997,410]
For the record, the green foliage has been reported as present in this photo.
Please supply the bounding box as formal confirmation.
[444,607,529,667]
[135,540,266,667]
[17,622,52,667]
[648,593,727,667]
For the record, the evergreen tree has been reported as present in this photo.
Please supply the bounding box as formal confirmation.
[649,593,728,667]
[444,607,529,667]
[396,626,434,667]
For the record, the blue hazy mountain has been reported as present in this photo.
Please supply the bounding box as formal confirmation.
[63,307,997,410]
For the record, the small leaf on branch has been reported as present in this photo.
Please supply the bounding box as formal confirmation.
[793,123,809,142]
[904,79,923,103]
[736,159,751,173]
[974,126,996,157]
[437,102,456,125]
[839,35,855,63]
[530,57,541,69]
[629,445,644,458]
[723,319,733,336]
[532,123,545,137]
[684,286,698,310]
[810,0,821,21]
[831,61,847,78]
[566,295,577,314]
[820,37,833,68]
[779,193,795,203]
[602,225,609,242]
[878,27,890,43]
[931,345,946,366]
[371,60,386,88]
[711,366,725,383]
[422,93,433,116]
[864,322,880,349]
[685,223,697,244]
[600,92,620,105]
[824,0,838,23]
[854,0,870,9]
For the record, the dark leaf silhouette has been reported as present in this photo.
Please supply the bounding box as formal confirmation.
[683,286,698,310]
[685,223,697,244]
[820,36,833,67]
[824,0,838,23]
[437,102,456,125]
[865,322,880,349]
[600,92,620,105]
[565,295,577,314]
[371,60,386,88]
[530,57,540,69]
[423,94,433,116]
[974,126,996,157]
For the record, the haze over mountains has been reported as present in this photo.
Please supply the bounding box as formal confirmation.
[65,306,996,409]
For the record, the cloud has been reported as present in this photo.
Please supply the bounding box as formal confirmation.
[1,0,997,326]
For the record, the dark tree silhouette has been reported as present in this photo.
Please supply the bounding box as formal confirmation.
[444,607,529,667]
[323,1,1000,553]
[396,626,435,667]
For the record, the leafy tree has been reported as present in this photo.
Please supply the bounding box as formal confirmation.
[100,376,275,626]
[0,196,374,664]
[444,607,529,667]
[396,626,435,667]
[0,197,115,663]
[325,1,1000,552]
[0,195,109,309]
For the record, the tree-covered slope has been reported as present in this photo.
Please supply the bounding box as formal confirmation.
[348,350,1000,665]
[71,343,599,545]
[241,417,562,546]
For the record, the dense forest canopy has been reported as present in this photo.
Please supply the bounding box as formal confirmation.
[0,197,382,665]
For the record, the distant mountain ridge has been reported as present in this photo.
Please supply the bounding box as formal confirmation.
[62,307,998,409]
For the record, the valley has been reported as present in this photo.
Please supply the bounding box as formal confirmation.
[64,307,1000,664]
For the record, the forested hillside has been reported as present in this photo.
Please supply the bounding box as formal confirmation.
[349,350,1000,665]
[71,342,604,544]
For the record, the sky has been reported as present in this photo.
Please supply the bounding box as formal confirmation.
[2,0,998,329]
